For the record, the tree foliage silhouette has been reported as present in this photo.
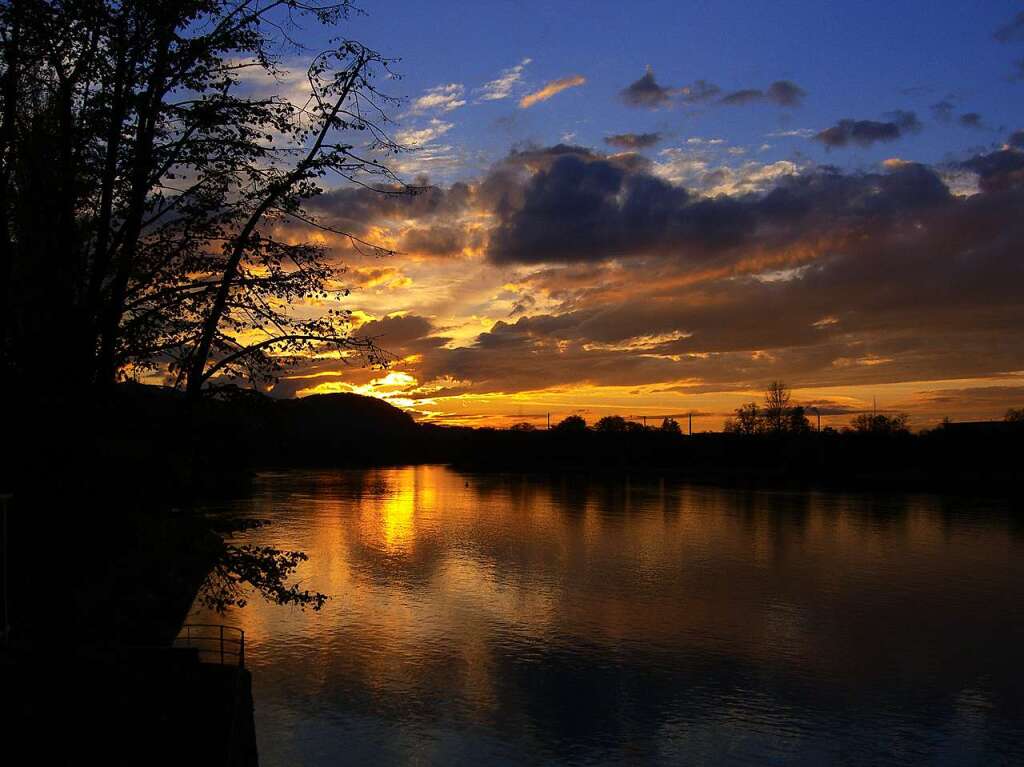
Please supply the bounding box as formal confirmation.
[553,414,587,433]
[847,413,910,435]
[0,0,409,399]
[724,382,811,435]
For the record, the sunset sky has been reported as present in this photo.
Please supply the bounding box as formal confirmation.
[244,1,1024,429]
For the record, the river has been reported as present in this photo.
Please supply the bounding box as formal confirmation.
[186,466,1024,765]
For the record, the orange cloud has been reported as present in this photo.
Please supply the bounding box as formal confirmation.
[519,75,586,108]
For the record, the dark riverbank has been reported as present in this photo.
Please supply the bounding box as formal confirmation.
[14,383,1018,500]
[1,387,255,765]
[122,383,1019,498]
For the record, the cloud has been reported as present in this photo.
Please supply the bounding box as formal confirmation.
[408,83,466,114]
[277,138,1024,415]
[305,180,473,239]
[487,148,953,266]
[604,132,663,149]
[719,88,763,106]
[959,112,984,129]
[767,128,815,138]
[994,11,1024,43]
[719,80,807,107]
[909,385,1024,416]
[931,99,955,122]
[766,80,806,107]
[395,119,454,147]
[477,58,532,101]
[398,224,478,258]
[995,12,1024,79]
[348,266,413,290]
[933,101,984,130]
[814,111,921,149]
[678,79,722,104]
[519,75,586,108]
[620,66,673,109]
[961,139,1024,192]
[623,70,803,110]
[653,143,801,196]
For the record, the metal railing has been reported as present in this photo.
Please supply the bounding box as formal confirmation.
[173,623,245,668]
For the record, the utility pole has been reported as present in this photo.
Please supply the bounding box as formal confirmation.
[688,412,692,435]
[546,413,550,430]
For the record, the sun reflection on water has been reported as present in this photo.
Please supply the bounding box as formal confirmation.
[185,467,1024,767]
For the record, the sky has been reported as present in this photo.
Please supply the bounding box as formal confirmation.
[243,1,1024,429]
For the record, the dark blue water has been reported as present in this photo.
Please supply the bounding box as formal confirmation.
[188,467,1024,765]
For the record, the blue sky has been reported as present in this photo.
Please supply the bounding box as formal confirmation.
[310,0,1024,179]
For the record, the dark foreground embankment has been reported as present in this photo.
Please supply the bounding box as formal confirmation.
[1,386,257,766]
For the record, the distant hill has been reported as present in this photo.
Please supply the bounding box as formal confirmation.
[90,384,421,473]
[266,392,418,465]
[274,392,416,433]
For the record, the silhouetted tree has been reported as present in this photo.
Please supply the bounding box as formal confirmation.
[553,414,587,433]
[724,402,764,435]
[725,385,815,435]
[509,421,536,431]
[660,417,681,434]
[595,415,628,432]
[200,518,327,612]
[0,0,407,399]
[787,405,812,434]
[848,412,910,435]
[763,381,792,432]
[1006,407,1024,423]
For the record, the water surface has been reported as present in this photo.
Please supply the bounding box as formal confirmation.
[189,467,1024,765]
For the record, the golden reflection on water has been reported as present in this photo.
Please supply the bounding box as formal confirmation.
[187,466,1024,765]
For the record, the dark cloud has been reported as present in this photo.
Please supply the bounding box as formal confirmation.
[487,148,950,266]
[931,100,955,122]
[719,81,805,107]
[398,224,476,257]
[887,110,923,132]
[798,400,862,416]
[620,66,672,109]
[720,88,763,106]
[678,79,721,104]
[912,386,1024,414]
[961,142,1024,192]
[621,71,802,109]
[354,314,438,347]
[1008,129,1024,148]
[604,132,663,149]
[814,111,921,149]
[959,112,983,129]
[766,80,806,107]
[994,11,1024,43]
[307,182,472,236]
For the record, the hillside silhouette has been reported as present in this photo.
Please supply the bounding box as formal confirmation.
[43,383,1020,496]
